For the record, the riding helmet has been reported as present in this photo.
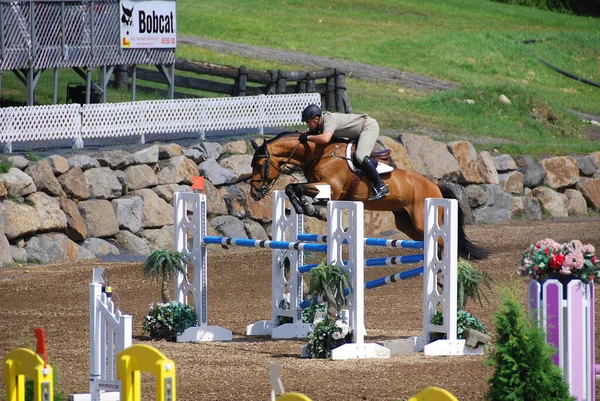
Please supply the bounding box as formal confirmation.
[301,104,322,122]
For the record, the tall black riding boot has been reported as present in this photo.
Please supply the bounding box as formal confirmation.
[361,156,390,200]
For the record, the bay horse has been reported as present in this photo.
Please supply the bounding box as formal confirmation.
[249,132,490,261]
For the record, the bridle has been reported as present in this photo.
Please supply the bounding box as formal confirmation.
[250,140,302,198]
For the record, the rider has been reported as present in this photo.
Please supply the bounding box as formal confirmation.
[298,104,390,200]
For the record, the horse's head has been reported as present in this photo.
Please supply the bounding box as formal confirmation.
[249,132,304,201]
[249,138,279,201]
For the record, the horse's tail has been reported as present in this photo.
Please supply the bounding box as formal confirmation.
[438,183,492,261]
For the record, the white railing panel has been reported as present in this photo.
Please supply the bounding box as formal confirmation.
[0,104,81,143]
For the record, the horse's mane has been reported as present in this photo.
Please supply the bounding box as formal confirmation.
[265,131,301,143]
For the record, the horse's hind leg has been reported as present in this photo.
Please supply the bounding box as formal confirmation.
[392,210,424,241]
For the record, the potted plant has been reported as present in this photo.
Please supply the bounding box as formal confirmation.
[429,259,494,345]
[304,261,352,358]
[517,239,599,285]
[142,249,196,341]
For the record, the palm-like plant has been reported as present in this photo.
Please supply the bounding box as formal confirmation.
[457,259,495,310]
[143,249,188,303]
[307,261,350,321]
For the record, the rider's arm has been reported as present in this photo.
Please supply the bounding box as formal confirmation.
[307,131,333,144]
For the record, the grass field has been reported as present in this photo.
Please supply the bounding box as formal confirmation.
[2,0,599,155]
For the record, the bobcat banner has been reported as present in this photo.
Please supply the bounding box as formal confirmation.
[120,0,177,48]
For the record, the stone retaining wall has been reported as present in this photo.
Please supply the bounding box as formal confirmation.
[1,133,599,266]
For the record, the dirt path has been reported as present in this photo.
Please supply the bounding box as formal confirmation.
[179,35,458,92]
[2,218,600,400]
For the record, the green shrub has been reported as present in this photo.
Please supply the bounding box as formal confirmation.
[457,259,495,310]
[305,318,351,359]
[485,287,574,401]
[143,301,196,341]
[429,309,489,342]
[0,157,12,173]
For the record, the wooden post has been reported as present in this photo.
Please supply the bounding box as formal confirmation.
[295,70,307,93]
[335,70,346,112]
[306,71,315,93]
[276,70,287,94]
[266,70,277,95]
[235,65,247,96]
[325,73,335,111]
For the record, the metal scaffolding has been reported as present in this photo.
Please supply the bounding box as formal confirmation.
[0,0,175,105]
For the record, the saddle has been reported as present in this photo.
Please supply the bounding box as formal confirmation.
[343,141,394,200]
[345,142,394,174]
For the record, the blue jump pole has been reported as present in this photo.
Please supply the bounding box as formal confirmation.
[296,234,424,249]
[298,254,424,274]
[298,266,424,309]
[202,236,327,252]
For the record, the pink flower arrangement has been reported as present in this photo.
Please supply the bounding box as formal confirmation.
[518,239,600,284]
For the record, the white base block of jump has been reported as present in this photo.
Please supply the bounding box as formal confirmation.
[177,326,233,342]
[423,339,484,356]
[69,393,120,401]
[330,343,391,360]
[247,320,313,339]
[246,320,273,336]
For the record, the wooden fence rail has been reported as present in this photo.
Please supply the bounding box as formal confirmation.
[133,58,353,113]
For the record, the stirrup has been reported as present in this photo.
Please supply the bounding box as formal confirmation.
[368,184,389,201]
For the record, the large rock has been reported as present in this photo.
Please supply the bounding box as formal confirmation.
[470,185,512,224]
[159,143,182,159]
[244,175,297,223]
[132,145,159,165]
[115,230,151,255]
[243,219,269,240]
[133,188,174,228]
[531,187,568,218]
[498,171,523,194]
[219,185,247,218]
[2,200,41,240]
[515,155,546,188]
[142,226,174,250]
[564,189,588,216]
[541,156,579,189]
[27,192,68,232]
[123,164,158,190]
[205,180,228,216]
[440,181,473,224]
[84,167,123,199]
[572,154,598,177]
[157,156,198,185]
[219,155,254,183]
[94,150,134,169]
[0,168,37,197]
[81,238,121,257]
[58,167,90,200]
[399,133,460,182]
[58,197,88,241]
[25,160,66,197]
[112,196,144,233]
[378,136,413,170]
[68,155,100,170]
[210,215,248,238]
[78,199,120,238]
[576,178,600,211]
[198,158,236,186]
[192,142,224,161]
[492,154,517,172]
[447,141,484,184]
[476,151,499,184]
[45,155,70,175]
[511,196,542,221]
[222,140,248,155]
[26,233,95,263]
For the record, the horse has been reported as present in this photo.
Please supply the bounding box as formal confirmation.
[249,132,490,261]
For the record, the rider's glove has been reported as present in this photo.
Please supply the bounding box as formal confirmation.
[299,134,310,143]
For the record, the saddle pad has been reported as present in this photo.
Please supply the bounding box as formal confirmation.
[346,141,394,174]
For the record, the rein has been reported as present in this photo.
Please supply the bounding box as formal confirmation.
[251,140,303,197]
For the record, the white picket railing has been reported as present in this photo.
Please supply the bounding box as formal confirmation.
[0,93,321,152]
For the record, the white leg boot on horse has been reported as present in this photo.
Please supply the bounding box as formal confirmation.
[361,156,390,201]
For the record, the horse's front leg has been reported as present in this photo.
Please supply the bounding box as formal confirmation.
[285,183,328,220]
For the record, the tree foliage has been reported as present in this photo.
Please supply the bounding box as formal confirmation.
[143,249,188,303]
[486,287,574,401]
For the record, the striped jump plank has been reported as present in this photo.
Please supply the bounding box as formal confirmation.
[298,267,424,309]
[202,236,327,252]
[298,254,424,274]
[296,234,424,249]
